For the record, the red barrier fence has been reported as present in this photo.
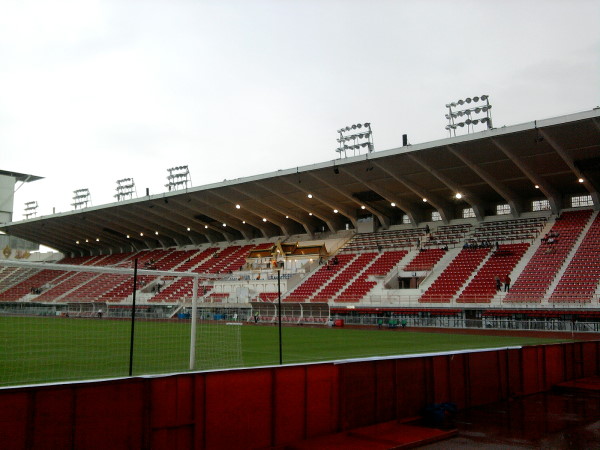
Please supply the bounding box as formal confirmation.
[1,341,599,449]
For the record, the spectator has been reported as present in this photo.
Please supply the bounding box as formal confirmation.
[504,275,511,292]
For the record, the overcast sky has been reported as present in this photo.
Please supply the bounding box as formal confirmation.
[2,0,599,221]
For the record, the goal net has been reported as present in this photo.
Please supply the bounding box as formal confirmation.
[0,259,244,387]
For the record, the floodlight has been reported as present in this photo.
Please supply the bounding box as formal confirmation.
[444,94,492,136]
[24,201,38,219]
[336,122,374,157]
[115,178,137,201]
[165,165,191,191]
[71,188,91,210]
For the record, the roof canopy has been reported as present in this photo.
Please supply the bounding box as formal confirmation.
[2,109,599,256]
[0,170,43,183]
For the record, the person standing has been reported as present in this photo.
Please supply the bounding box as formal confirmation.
[504,275,511,292]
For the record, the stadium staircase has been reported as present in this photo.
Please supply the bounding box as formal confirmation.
[311,252,378,303]
[504,209,593,303]
[418,247,490,303]
[282,253,355,302]
[549,211,600,303]
[455,243,529,303]
[403,248,446,272]
[334,250,409,303]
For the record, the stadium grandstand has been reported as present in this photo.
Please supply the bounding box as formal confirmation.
[2,109,600,448]
[1,108,600,327]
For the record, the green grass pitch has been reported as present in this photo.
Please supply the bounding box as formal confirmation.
[0,316,568,387]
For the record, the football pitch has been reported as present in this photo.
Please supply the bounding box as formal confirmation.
[0,316,569,387]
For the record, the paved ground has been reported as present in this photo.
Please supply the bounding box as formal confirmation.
[419,389,600,449]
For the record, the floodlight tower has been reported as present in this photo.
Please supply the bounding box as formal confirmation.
[71,188,91,210]
[336,123,374,158]
[445,95,493,137]
[114,178,137,201]
[23,201,38,219]
[165,166,191,191]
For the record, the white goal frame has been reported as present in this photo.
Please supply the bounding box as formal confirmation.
[0,259,225,370]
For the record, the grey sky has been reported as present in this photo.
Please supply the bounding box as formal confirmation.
[2,0,599,220]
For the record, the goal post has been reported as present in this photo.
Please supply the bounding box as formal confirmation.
[190,276,198,370]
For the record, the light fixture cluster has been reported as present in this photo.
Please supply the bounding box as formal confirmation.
[336,123,374,157]
[71,188,91,210]
[445,95,492,136]
[23,201,38,219]
[114,178,137,201]
[165,165,191,191]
